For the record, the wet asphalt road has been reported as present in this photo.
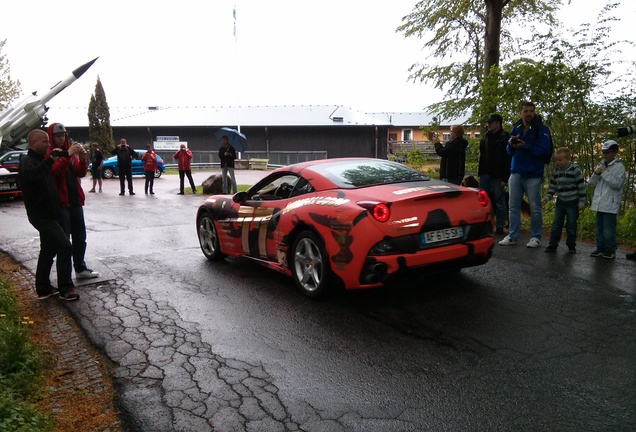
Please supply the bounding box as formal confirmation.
[0,170,634,432]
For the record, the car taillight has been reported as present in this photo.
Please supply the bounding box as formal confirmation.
[357,201,391,222]
[373,203,390,222]
[477,189,489,207]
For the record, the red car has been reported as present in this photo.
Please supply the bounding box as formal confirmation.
[197,158,494,297]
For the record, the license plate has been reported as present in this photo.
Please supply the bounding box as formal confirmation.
[421,227,464,245]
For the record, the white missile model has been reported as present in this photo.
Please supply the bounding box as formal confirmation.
[0,57,98,149]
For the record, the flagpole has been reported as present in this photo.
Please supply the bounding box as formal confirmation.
[234,2,241,135]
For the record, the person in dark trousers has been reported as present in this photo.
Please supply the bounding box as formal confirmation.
[18,129,79,301]
[541,147,586,253]
[141,144,157,194]
[88,142,103,193]
[218,136,237,194]
[478,114,511,234]
[112,138,137,195]
[433,124,469,185]
[47,123,99,280]
[174,143,197,194]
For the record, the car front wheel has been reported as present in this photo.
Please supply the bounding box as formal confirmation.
[198,214,224,260]
[154,169,162,178]
[102,167,114,179]
[292,232,332,298]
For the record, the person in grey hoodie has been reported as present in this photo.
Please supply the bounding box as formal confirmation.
[542,147,586,253]
[587,140,626,259]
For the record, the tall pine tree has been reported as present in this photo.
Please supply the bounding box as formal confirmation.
[87,76,114,153]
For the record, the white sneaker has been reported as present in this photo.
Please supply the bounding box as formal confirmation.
[498,235,517,246]
[526,237,541,248]
[76,268,100,279]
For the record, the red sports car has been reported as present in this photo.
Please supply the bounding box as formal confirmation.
[197,158,494,297]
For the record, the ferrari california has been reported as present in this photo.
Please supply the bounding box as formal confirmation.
[197,158,494,297]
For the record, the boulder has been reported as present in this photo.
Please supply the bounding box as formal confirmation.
[201,174,225,195]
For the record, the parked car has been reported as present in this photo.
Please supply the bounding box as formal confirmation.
[0,150,27,173]
[89,150,165,179]
[0,167,21,199]
[196,158,494,298]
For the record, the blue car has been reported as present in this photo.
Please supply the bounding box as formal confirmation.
[89,149,165,179]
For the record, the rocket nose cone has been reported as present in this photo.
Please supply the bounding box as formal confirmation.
[72,57,99,79]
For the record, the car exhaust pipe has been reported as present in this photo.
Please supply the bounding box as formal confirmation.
[362,262,388,284]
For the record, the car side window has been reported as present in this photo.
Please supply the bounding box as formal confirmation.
[288,178,314,198]
[251,174,299,201]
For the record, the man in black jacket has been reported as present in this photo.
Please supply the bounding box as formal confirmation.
[478,114,511,234]
[112,138,138,195]
[433,125,469,185]
[19,129,79,301]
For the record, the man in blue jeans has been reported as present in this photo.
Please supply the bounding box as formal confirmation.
[499,101,551,248]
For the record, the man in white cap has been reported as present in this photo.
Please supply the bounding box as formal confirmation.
[587,140,626,259]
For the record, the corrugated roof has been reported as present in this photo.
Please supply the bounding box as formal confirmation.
[369,112,471,127]
[49,105,393,128]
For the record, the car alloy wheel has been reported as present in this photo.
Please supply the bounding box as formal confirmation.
[154,168,162,178]
[292,232,331,298]
[102,167,115,179]
[198,214,224,260]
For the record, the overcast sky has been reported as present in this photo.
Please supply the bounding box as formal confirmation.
[1,0,634,116]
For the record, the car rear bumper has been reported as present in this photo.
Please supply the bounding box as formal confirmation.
[351,237,494,288]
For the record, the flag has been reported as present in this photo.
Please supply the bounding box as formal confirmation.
[233,3,237,40]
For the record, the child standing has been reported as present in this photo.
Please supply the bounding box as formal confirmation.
[587,140,626,259]
[542,147,586,253]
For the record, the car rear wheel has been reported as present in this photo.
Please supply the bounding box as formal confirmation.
[102,167,114,179]
[292,232,332,298]
[154,169,162,178]
[198,214,224,260]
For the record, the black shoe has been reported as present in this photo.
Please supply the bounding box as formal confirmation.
[119,193,125,196]
[177,192,184,195]
[37,286,59,300]
[568,247,576,254]
[627,252,636,261]
[192,190,197,194]
[150,191,154,195]
[544,246,557,253]
[145,191,148,194]
[602,252,616,259]
[129,192,136,195]
[59,291,80,301]
[590,250,603,258]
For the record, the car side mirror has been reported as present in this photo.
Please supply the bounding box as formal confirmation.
[233,191,248,203]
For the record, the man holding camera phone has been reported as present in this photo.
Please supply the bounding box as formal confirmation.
[499,101,551,248]
[174,143,197,195]
[47,123,100,281]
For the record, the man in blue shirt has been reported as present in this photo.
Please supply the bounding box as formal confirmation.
[499,101,551,248]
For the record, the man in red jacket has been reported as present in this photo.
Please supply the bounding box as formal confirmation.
[47,123,99,280]
[173,144,197,195]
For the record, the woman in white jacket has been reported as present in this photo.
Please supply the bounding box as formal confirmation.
[587,140,626,259]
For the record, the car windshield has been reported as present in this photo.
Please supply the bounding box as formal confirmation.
[310,159,429,188]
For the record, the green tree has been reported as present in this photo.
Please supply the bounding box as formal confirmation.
[0,39,21,111]
[397,0,561,121]
[87,76,114,153]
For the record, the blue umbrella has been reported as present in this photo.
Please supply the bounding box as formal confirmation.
[214,127,248,152]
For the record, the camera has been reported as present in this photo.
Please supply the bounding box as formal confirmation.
[617,125,635,137]
[52,149,69,157]
[510,137,520,145]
